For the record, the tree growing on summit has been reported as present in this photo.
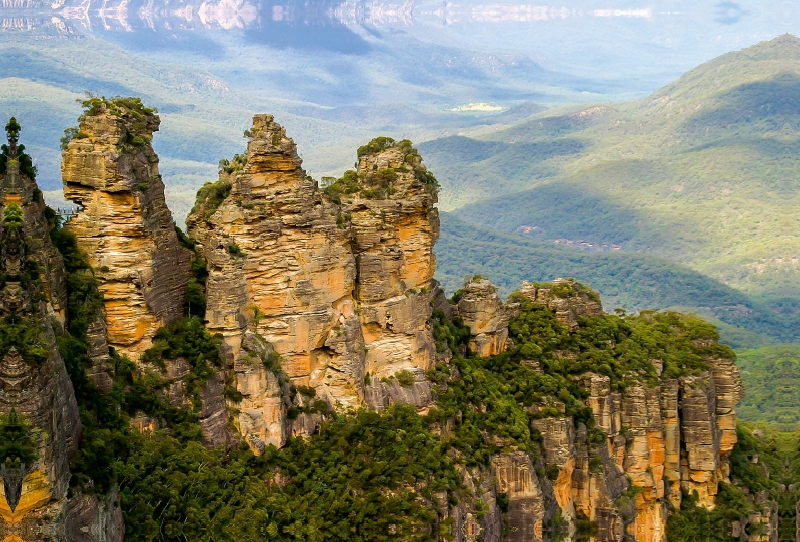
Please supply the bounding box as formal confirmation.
[5,117,20,143]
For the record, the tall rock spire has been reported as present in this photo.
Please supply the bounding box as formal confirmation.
[187,118,441,451]
[61,98,192,360]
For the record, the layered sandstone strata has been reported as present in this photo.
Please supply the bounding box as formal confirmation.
[343,140,440,378]
[62,102,191,360]
[0,131,122,540]
[187,114,361,416]
[187,117,440,449]
[455,277,517,356]
[443,282,751,542]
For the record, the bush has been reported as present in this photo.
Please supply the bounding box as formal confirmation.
[394,370,415,387]
[357,136,396,158]
[191,179,231,218]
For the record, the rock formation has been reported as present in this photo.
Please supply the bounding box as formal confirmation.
[179,115,763,542]
[439,281,750,542]
[187,118,440,449]
[61,99,191,361]
[520,278,604,330]
[455,276,517,356]
[0,119,122,541]
[2,101,772,541]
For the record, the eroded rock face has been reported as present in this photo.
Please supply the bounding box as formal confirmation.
[344,142,439,379]
[187,117,440,449]
[455,278,517,357]
[468,285,745,542]
[0,130,122,541]
[62,103,191,360]
[491,452,547,541]
[187,115,360,412]
[231,332,287,453]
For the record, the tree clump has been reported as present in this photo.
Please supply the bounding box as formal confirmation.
[0,118,37,179]
[0,409,38,467]
[191,178,232,219]
[323,137,439,203]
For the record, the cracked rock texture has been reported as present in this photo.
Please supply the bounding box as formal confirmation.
[455,277,517,356]
[187,116,439,449]
[62,103,191,360]
[0,158,122,540]
[432,282,749,542]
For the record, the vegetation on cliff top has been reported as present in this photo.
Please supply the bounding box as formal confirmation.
[60,96,158,150]
[323,136,439,203]
[79,95,157,119]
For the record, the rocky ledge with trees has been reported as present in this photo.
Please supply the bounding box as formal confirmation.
[0,98,792,542]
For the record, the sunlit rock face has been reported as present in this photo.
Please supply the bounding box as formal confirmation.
[455,277,517,356]
[187,116,440,449]
[187,114,361,426]
[345,140,440,380]
[0,120,122,541]
[61,101,192,361]
[436,280,748,542]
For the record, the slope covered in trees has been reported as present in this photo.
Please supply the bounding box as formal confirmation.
[425,35,800,343]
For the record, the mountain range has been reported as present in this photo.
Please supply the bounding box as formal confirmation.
[427,34,800,347]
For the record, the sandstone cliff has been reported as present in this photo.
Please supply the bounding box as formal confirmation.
[24,102,782,541]
[0,120,122,541]
[435,279,755,542]
[179,115,768,541]
[454,276,517,356]
[61,99,191,361]
[187,119,440,450]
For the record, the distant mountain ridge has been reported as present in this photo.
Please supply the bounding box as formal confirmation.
[426,34,800,343]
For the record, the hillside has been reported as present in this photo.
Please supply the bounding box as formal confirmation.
[736,345,800,430]
[0,21,611,226]
[435,214,781,348]
[423,35,800,342]
[2,101,795,541]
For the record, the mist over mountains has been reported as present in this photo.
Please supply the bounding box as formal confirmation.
[0,0,795,220]
[0,0,799,341]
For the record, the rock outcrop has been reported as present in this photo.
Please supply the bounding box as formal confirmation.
[61,100,191,360]
[0,120,122,541]
[187,114,360,417]
[179,116,756,542]
[0,105,776,541]
[187,118,440,450]
[520,278,603,330]
[343,138,440,380]
[428,280,750,542]
[455,277,517,356]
